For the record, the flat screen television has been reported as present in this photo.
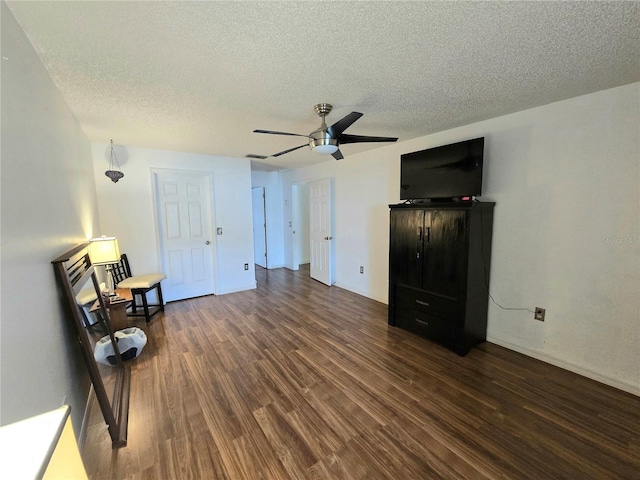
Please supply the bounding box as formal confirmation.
[400,137,484,201]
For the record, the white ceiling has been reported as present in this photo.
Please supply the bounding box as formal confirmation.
[6,1,639,171]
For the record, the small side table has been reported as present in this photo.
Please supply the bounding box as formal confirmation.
[90,288,132,331]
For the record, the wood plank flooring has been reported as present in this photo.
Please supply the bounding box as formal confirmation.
[81,265,640,479]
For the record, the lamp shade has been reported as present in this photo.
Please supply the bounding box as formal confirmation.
[88,236,120,265]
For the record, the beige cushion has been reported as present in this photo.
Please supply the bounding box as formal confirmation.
[117,273,166,290]
[75,282,106,305]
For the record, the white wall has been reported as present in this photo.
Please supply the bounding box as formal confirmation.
[92,145,256,295]
[1,2,100,430]
[251,170,285,268]
[481,84,639,394]
[280,83,639,394]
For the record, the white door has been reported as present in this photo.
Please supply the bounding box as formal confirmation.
[309,178,333,286]
[252,187,267,268]
[154,171,215,302]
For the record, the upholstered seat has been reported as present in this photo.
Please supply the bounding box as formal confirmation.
[109,254,166,323]
[117,274,166,290]
[75,284,99,306]
[75,282,107,329]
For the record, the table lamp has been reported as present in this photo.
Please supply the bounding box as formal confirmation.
[88,236,120,294]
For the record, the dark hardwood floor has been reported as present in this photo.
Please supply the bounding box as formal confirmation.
[81,266,640,479]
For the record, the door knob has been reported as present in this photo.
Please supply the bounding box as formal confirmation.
[205,240,210,245]
[324,236,333,240]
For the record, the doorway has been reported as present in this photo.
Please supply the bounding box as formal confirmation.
[292,183,310,270]
[292,179,334,286]
[153,170,216,302]
[252,187,268,268]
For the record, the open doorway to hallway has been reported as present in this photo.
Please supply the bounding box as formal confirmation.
[292,178,335,286]
[252,187,268,269]
[292,182,310,271]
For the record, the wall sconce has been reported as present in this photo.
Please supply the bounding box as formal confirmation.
[105,140,124,183]
[88,236,121,293]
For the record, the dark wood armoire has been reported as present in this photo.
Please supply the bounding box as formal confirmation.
[388,201,495,355]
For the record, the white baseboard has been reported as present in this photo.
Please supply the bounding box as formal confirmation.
[487,335,640,397]
[216,283,257,295]
[333,282,387,305]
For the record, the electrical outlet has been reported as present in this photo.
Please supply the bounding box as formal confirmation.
[534,307,546,321]
[360,266,364,274]
[244,263,249,270]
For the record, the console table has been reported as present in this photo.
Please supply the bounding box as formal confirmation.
[91,288,132,331]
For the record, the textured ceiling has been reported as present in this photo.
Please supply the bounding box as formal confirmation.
[6,1,639,170]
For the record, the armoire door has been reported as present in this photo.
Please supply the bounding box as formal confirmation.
[422,209,469,300]
[389,209,425,289]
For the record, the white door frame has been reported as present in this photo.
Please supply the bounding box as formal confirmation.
[292,183,303,270]
[150,168,218,298]
[252,186,268,268]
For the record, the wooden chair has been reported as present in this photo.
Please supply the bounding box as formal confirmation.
[109,254,166,323]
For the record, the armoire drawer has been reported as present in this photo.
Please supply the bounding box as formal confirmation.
[395,308,459,345]
[395,285,462,317]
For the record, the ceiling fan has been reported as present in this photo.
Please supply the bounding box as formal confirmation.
[250,103,398,160]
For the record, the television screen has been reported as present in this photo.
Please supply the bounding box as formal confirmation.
[400,137,484,200]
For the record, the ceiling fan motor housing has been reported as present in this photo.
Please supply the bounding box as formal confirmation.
[310,103,338,154]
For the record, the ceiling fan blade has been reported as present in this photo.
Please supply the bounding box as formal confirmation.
[338,133,398,144]
[271,144,308,157]
[254,129,310,138]
[332,149,344,160]
[326,112,363,138]
[246,154,268,159]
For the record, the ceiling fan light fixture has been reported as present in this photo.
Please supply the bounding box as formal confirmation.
[310,138,338,155]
